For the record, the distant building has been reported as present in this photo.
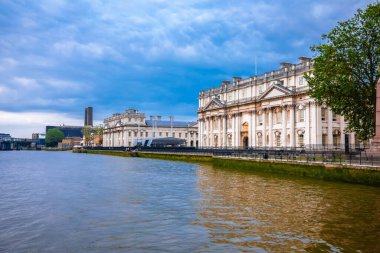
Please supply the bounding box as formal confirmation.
[0,133,12,141]
[58,137,82,149]
[103,109,198,147]
[46,126,83,138]
[84,107,93,126]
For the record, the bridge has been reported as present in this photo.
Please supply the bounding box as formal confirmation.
[0,137,35,150]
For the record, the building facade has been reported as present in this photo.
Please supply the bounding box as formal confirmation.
[103,109,198,147]
[198,57,359,150]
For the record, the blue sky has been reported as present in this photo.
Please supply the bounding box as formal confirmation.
[0,0,376,137]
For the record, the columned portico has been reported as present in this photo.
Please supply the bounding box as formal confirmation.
[198,57,353,150]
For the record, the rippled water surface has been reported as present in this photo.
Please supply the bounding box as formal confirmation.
[1,151,380,252]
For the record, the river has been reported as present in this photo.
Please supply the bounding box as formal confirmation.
[0,151,379,252]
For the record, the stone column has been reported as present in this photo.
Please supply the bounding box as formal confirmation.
[268,108,273,147]
[231,114,236,147]
[316,105,323,149]
[248,111,252,148]
[327,109,333,146]
[236,112,241,148]
[252,110,257,147]
[290,105,295,148]
[205,117,209,147]
[222,115,227,147]
[262,109,267,147]
[199,119,203,147]
[218,116,223,148]
[340,115,345,150]
[282,106,287,148]
[311,103,317,149]
[305,103,310,148]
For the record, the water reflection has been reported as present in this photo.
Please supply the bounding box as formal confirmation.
[195,165,380,252]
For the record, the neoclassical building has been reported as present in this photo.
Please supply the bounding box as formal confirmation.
[103,109,198,147]
[198,57,359,149]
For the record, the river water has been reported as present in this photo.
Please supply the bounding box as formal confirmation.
[0,151,379,252]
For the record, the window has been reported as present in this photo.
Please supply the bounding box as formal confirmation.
[258,114,263,126]
[321,108,327,121]
[134,132,137,137]
[298,76,304,86]
[299,108,305,122]
[276,134,281,147]
[128,132,131,137]
[258,85,264,94]
[145,132,148,137]
[166,132,169,137]
[185,133,188,138]
[258,135,262,146]
[322,134,327,146]
[159,132,162,137]
[276,111,281,124]
[140,132,143,137]
[332,112,337,122]
[179,133,182,138]
[128,118,131,122]
[298,134,304,147]
[172,133,175,137]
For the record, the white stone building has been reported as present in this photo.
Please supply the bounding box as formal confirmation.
[103,109,198,147]
[198,57,360,150]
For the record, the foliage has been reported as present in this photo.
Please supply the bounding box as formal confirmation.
[305,2,380,141]
[81,126,104,146]
[45,128,65,147]
[81,126,92,146]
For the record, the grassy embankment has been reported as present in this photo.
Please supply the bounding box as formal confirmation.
[84,150,380,186]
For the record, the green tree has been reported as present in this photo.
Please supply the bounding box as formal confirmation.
[94,126,103,145]
[45,128,65,147]
[81,126,92,146]
[305,2,380,141]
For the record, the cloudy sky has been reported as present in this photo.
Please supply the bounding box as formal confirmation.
[0,0,375,137]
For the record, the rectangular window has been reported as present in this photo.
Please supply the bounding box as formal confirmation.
[258,85,263,94]
[258,114,263,126]
[298,76,304,86]
[322,134,327,146]
[145,132,148,137]
[166,132,169,137]
[276,111,281,124]
[300,109,305,122]
[321,108,327,121]
[159,132,162,137]
[134,132,137,137]
[332,112,337,122]
[276,135,281,147]
[185,133,188,138]
[128,132,131,137]
[140,132,143,137]
[299,135,304,147]
[172,133,175,137]
[179,133,182,138]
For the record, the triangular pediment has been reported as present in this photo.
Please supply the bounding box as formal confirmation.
[259,84,292,100]
[204,97,225,110]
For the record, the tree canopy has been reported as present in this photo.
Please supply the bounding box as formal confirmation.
[305,2,380,141]
[45,128,65,147]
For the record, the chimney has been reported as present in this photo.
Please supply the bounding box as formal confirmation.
[280,62,292,69]
[157,116,162,121]
[150,116,154,121]
[221,80,230,86]
[299,57,312,64]
[233,77,242,83]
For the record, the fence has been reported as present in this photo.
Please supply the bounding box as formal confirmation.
[86,146,380,167]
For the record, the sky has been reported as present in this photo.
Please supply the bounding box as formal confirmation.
[0,0,376,138]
